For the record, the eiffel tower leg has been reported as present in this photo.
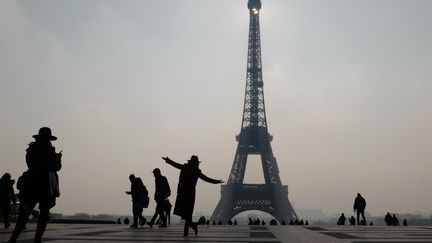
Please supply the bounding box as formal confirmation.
[272,186,298,223]
[210,185,235,223]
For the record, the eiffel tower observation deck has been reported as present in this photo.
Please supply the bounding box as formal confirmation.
[210,0,298,224]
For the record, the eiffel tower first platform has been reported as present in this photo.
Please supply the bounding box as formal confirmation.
[210,0,297,224]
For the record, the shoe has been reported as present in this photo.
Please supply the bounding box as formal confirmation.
[139,217,146,226]
[130,224,138,228]
[146,222,153,228]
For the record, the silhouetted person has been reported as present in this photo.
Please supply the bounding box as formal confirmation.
[288,220,294,225]
[349,216,356,225]
[403,219,408,226]
[206,219,210,225]
[123,217,130,225]
[295,219,299,225]
[353,193,366,225]
[163,155,223,236]
[212,220,216,225]
[15,172,29,230]
[0,173,16,229]
[392,214,399,226]
[147,168,170,228]
[234,220,238,225]
[270,219,277,225]
[218,220,223,225]
[282,220,287,225]
[228,219,233,225]
[384,212,392,226]
[8,127,62,243]
[248,218,253,225]
[198,216,206,225]
[255,218,261,225]
[305,220,309,225]
[337,213,346,225]
[369,222,373,226]
[126,174,148,228]
[299,219,304,225]
[117,218,121,224]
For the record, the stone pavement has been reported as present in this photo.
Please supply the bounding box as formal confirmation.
[1,224,432,243]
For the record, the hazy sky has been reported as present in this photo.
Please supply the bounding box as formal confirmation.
[1,0,432,218]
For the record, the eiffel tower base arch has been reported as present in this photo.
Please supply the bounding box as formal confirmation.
[210,184,297,224]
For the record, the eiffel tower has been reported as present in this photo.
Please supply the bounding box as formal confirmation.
[210,0,297,224]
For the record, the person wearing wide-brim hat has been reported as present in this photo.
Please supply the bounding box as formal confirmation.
[162,155,223,236]
[8,127,62,243]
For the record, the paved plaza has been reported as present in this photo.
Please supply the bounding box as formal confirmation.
[2,224,432,243]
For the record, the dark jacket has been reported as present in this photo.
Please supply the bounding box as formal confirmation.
[154,175,170,203]
[353,195,366,211]
[25,141,62,200]
[130,177,148,204]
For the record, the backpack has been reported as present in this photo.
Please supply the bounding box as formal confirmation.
[136,178,150,208]
[17,171,30,191]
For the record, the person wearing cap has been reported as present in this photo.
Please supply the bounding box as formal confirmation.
[147,168,171,228]
[0,173,16,229]
[162,155,223,236]
[7,127,62,243]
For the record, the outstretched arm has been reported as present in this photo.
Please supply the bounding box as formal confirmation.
[199,172,224,184]
[162,156,182,170]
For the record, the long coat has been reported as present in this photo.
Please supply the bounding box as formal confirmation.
[173,164,201,219]
[165,158,221,220]
[25,141,62,204]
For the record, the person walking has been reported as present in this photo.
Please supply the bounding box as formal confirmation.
[0,173,16,229]
[7,127,62,243]
[147,168,170,228]
[163,155,223,236]
[353,193,366,225]
[125,174,148,228]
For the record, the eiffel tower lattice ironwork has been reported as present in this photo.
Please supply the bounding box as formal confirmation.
[210,0,297,224]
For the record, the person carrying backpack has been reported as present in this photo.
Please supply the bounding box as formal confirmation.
[126,174,148,228]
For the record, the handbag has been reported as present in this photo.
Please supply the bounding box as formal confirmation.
[49,171,60,197]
